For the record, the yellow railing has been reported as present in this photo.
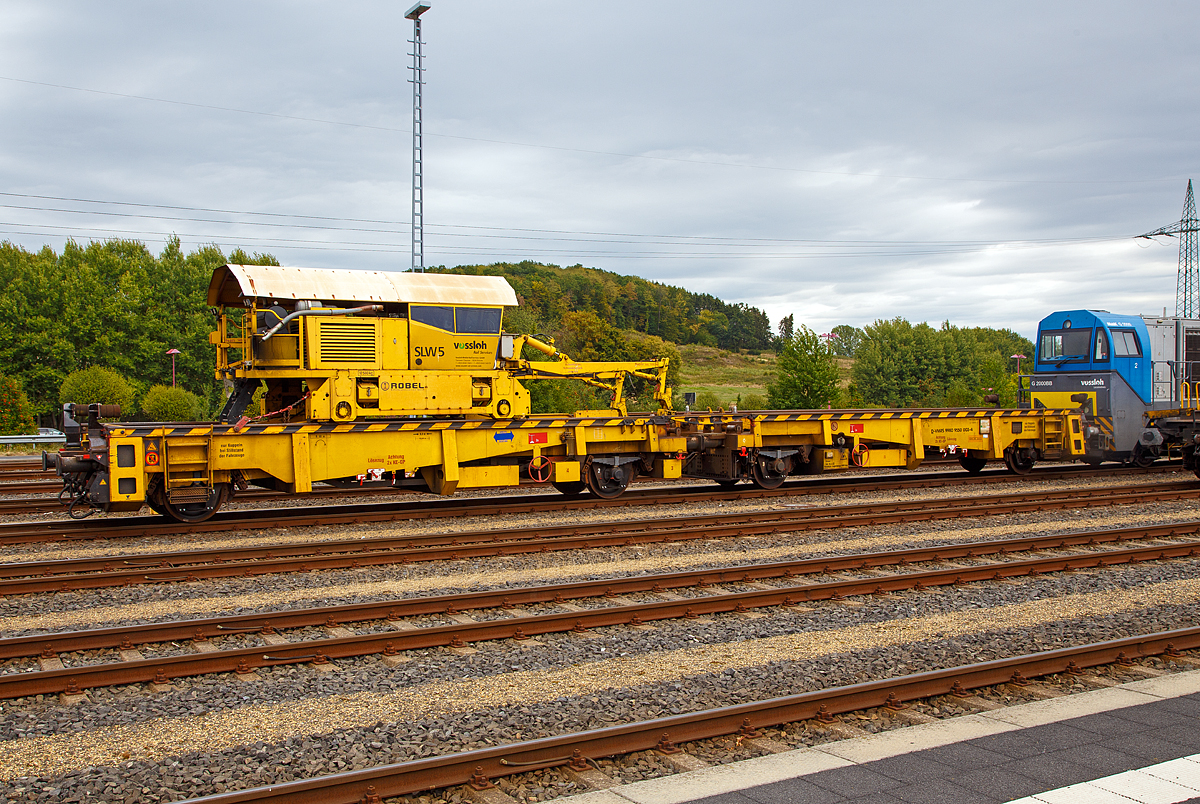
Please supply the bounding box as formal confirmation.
[1182,381,1198,409]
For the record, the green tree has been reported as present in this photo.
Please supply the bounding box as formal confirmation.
[968,327,1034,373]
[830,324,865,357]
[0,375,35,435]
[850,318,934,407]
[767,326,840,409]
[851,318,1027,408]
[774,314,794,353]
[0,238,281,422]
[142,384,206,421]
[59,367,135,415]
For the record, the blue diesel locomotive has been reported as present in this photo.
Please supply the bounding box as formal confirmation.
[1029,309,1200,469]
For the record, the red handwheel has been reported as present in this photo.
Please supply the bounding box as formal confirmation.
[528,455,553,483]
[851,443,870,467]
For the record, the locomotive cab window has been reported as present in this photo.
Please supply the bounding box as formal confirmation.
[411,305,454,331]
[1093,329,1109,362]
[1112,329,1142,357]
[1039,329,1089,362]
[454,307,502,335]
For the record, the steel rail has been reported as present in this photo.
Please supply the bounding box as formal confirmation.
[3,525,1194,660]
[181,625,1200,804]
[3,483,1197,595]
[0,485,420,516]
[0,458,979,496]
[0,475,53,489]
[4,539,1196,699]
[0,480,422,501]
[0,463,1178,544]
[5,479,1179,575]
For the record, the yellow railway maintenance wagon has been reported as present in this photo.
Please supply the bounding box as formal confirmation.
[46,264,1085,522]
[54,403,1083,522]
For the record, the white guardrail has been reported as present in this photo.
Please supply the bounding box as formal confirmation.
[0,435,66,445]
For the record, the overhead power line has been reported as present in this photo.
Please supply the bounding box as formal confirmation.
[0,75,1186,186]
[0,218,1132,261]
[0,191,1130,251]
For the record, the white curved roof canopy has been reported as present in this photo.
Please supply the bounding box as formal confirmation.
[208,264,519,307]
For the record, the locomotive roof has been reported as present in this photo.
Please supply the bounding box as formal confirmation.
[207,264,519,307]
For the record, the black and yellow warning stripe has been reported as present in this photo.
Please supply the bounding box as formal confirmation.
[106,416,659,439]
[104,407,1078,439]
[733,409,1078,422]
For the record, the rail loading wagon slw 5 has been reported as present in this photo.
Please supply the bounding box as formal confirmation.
[46,265,1086,522]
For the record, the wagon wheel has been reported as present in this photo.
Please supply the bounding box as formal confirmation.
[145,475,169,517]
[1131,443,1158,469]
[957,454,988,474]
[585,462,633,499]
[750,454,790,490]
[1003,446,1035,475]
[163,483,230,523]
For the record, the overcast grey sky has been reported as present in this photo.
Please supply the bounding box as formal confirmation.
[2,1,1198,338]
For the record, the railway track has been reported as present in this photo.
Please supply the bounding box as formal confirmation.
[0,462,1182,542]
[3,481,1197,593]
[180,626,1200,804]
[0,482,419,514]
[4,462,1196,804]
[0,456,981,489]
[3,524,1195,699]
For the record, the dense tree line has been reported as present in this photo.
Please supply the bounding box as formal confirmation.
[849,318,1033,408]
[2,235,1036,427]
[0,238,276,423]
[0,241,702,423]
[435,262,773,352]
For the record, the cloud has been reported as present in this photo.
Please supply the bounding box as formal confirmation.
[1,0,1198,338]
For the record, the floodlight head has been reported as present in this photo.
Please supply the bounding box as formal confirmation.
[405,3,431,19]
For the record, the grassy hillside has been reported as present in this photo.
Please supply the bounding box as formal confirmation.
[439,261,773,352]
[676,346,854,409]
[676,345,776,407]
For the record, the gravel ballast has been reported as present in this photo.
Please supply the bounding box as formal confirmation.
[0,472,1196,803]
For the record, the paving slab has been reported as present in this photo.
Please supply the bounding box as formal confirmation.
[586,671,1200,804]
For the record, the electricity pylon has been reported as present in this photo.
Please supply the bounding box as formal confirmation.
[1139,180,1200,317]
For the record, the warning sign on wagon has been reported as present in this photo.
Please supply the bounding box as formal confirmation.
[528,432,549,445]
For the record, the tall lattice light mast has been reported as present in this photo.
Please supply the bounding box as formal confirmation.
[1139,180,1200,317]
[406,3,431,272]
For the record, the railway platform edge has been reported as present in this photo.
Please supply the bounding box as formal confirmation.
[567,669,1200,804]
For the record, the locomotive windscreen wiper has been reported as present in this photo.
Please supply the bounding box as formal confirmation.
[1052,354,1089,367]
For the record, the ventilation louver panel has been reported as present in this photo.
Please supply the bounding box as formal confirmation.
[319,321,377,364]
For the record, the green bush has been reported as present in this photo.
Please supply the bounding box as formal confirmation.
[59,367,135,416]
[740,393,767,410]
[142,385,205,422]
[695,390,725,410]
[0,375,35,435]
